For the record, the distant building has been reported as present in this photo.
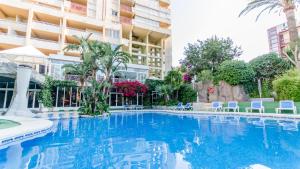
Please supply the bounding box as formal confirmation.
[267,23,300,55]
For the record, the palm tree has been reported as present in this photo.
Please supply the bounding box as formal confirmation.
[99,43,131,82]
[62,61,92,91]
[239,0,299,43]
[155,84,173,105]
[64,34,92,60]
[164,68,183,99]
[98,43,131,95]
[85,41,106,79]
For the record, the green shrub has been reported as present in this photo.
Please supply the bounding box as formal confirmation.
[249,53,291,80]
[273,69,300,101]
[40,76,54,108]
[216,60,255,86]
[178,84,197,103]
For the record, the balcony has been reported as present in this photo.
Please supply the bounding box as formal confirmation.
[134,9,171,25]
[120,16,132,25]
[121,0,135,7]
[159,0,170,8]
[68,2,87,16]
[0,33,26,46]
[120,4,134,18]
[0,19,27,32]
[31,20,60,34]
[31,0,63,8]
[31,38,60,51]
[133,20,171,35]
[66,27,103,41]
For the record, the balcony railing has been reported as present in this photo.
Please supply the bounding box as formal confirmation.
[120,16,132,24]
[121,4,132,12]
[70,2,87,15]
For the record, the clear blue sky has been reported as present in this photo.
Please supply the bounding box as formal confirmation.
[171,0,298,66]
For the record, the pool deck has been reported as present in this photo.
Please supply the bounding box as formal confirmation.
[0,116,53,149]
[111,109,300,121]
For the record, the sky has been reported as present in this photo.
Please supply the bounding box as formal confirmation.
[170,0,298,66]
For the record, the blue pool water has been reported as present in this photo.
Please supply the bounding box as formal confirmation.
[1,112,300,169]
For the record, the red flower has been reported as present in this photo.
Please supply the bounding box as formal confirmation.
[208,87,215,94]
[114,80,148,97]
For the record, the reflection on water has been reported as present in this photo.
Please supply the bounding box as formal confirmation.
[1,113,300,169]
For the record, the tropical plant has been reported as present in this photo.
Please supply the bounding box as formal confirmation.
[98,43,131,96]
[164,68,183,99]
[155,84,173,105]
[64,34,93,60]
[79,79,110,115]
[98,43,131,82]
[181,36,242,74]
[62,60,92,91]
[40,76,54,108]
[85,41,107,78]
[216,60,255,86]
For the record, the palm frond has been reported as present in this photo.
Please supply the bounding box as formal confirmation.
[239,0,282,19]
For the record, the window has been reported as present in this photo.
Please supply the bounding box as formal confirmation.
[112,10,118,17]
[106,29,120,39]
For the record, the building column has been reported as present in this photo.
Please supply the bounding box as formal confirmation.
[25,8,34,45]
[96,0,101,20]
[161,38,165,79]
[145,32,149,66]
[129,28,133,55]
[60,17,67,53]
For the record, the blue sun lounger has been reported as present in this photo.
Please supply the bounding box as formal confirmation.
[223,101,239,112]
[276,100,297,114]
[246,101,264,114]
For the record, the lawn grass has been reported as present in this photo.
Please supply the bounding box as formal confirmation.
[223,102,300,114]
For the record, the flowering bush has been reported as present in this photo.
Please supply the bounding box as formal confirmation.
[183,73,192,83]
[114,80,148,97]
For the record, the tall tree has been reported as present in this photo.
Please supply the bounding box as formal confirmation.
[164,68,183,99]
[64,34,92,60]
[85,41,106,78]
[62,60,92,91]
[99,43,131,82]
[182,36,242,74]
[98,43,131,95]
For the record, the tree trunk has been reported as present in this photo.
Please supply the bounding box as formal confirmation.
[283,3,300,69]
[284,5,298,43]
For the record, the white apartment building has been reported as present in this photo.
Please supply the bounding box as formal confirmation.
[0,0,172,81]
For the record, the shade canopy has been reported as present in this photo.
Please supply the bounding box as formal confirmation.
[0,45,46,58]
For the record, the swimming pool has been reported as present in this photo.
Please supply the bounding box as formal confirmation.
[1,112,300,169]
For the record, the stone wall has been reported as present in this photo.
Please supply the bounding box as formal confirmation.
[194,81,249,102]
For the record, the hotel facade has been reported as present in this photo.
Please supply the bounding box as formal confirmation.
[0,0,172,110]
[0,0,172,81]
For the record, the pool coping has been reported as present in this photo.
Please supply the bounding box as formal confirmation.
[110,109,300,121]
[0,116,53,150]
